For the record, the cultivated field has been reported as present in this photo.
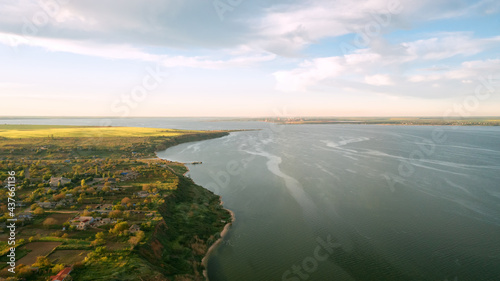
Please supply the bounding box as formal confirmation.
[49,250,89,265]
[17,242,62,266]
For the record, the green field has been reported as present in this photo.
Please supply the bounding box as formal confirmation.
[0,125,201,139]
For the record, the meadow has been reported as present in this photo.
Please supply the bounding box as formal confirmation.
[0,125,202,139]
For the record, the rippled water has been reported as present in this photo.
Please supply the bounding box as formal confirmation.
[158,124,500,281]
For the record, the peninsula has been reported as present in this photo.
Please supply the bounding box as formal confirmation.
[0,125,232,280]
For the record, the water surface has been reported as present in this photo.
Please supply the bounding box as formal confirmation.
[159,124,500,281]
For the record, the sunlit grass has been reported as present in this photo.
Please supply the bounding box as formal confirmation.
[0,125,201,139]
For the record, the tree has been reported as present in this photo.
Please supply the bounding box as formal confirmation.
[33,207,44,215]
[129,230,145,246]
[53,193,65,201]
[43,218,58,228]
[51,264,65,275]
[109,210,122,219]
[17,264,34,279]
[121,197,131,205]
[33,256,51,268]
[110,222,128,235]
[95,232,105,240]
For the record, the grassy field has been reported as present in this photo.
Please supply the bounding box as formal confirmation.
[0,125,201,139]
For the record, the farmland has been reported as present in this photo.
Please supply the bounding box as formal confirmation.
[16,242,62,266]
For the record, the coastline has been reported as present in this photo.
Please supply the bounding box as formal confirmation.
[154,133,235,281]
[201,201,235,281]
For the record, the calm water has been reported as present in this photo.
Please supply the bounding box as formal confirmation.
[5,118,500,280]
[158,124,500,281]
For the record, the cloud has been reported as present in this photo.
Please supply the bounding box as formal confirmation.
[0,31,276,69]
[0,0,495,58]
[273,32,500,97]
[365,74,394,86]
[402,33,500,60]
[273,51,384,91]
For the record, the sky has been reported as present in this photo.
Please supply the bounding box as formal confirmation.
[0,0,499,117]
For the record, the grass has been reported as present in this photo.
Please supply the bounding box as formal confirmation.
[0,125,201,139]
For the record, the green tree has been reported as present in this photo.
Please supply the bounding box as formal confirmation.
[110,222,128,235]
[33,256,51,268]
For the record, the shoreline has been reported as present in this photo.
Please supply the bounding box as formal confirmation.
[201,200,235,281]
[157,158,235,280]
[154,134,234,281]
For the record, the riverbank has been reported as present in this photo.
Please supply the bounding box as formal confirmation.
[156,144,235,280]
[201,199,235,280]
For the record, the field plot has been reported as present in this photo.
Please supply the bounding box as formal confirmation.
[45,212,77,224]
[17,242,62,266]
[49,250,89,265]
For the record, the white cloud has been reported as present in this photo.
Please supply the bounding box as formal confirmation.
[0,32,276,69]
[402,33,500,60]
[365,74,394,86]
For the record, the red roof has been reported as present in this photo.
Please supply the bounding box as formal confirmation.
[51,267,72,281]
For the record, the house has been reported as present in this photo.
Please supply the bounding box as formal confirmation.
[50,266,72,281]
[129,224,140,234]
[119,171,139,181]
[50,177,71,188]
[77,222,88,230]
[18,214,33,221]
[38,202,56,209]
[135,191,149,198]
[70,216,94,230]
[97,218,112,226]
[92,204,113,213]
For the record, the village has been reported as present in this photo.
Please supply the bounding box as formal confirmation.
[0,156,180,280]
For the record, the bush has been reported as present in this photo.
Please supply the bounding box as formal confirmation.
[51,264,65,274]
[110,222,128,235]
[43,218,58,228]
[33,207,44,215]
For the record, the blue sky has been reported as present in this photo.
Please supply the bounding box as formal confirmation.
[0,0,499,117]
